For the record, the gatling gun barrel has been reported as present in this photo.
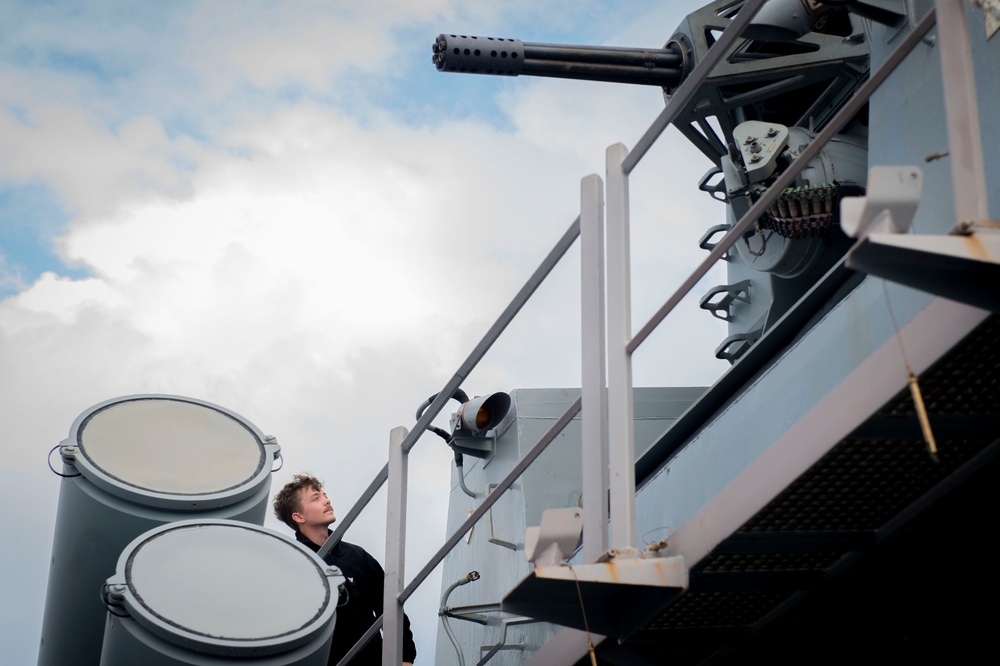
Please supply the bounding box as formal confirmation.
[432,34,686,88]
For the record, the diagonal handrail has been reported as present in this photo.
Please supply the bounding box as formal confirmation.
[337,398,582,664]
[335,4,951,664]
[401,397,583,604]
[319,217,581,559]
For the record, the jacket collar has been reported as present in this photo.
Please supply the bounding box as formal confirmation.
[295,529,326,551]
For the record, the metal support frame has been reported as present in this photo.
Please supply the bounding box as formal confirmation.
[580,173,609,561]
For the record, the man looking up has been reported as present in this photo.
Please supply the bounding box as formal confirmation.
[274,474,416,666]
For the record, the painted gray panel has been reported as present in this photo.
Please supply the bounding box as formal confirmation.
[434,388,701,665]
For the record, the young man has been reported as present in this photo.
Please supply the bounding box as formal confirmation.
[274,474,416,666]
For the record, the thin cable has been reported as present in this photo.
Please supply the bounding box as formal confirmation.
[882,280,938,461]
[47,444,81,478]
[566,565,598,666]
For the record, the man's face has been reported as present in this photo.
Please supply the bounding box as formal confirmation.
[293,485,336,530]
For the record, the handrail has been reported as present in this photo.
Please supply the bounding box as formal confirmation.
[318,216,582,559]
[340,398,583,665]
[334,2,968,663]
[326,216,582,662]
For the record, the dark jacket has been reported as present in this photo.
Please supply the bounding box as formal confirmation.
[297,531,417,665]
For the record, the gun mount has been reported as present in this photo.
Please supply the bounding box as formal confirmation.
[431,0,883,364]
[431,1,874,163]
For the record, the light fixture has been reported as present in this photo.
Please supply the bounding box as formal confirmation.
[448,392,511,459]
[416,389,512,460]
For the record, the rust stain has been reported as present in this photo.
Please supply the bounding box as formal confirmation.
[962,234,991,261]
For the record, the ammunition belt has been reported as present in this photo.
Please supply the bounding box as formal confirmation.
[752,182,865,239]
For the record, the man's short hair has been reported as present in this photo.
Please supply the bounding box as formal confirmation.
[273,473,324,531]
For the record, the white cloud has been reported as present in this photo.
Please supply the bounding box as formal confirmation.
[1,1,728,663]
[0,105,200,216]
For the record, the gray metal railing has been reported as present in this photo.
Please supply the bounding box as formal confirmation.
[324,1,988,662]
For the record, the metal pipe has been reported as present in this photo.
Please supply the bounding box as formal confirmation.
[440,571,482,666]
[456,458,479,498]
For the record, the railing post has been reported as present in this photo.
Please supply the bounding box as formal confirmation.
[580,173,609,562]
[383,426,409,665]
[605,143,636,549]
[935,0,989,223]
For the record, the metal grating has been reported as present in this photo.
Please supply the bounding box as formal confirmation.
[695,550,843,574]
[591,314,1000,665]
[740,437,988,532]
[644,590,790,629]
[883,316,1000,415]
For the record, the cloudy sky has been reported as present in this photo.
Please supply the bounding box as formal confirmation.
[1,1,730,662]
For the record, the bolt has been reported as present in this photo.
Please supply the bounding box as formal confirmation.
[750,153,762,163]
[63,446,77,454]
[264,435,277,443]
[765,127,778,137]
[743,135,757,145]
[111,584,126,595]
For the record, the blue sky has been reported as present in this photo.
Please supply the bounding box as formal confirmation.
[0,0,680,296]
[0,1,726,663]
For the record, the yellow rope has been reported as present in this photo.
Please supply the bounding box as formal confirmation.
[567,565,598,666]
[883,281,938,461]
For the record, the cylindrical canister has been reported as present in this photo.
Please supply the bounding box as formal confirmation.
[38,395,280,666]
[100,520,343,665]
